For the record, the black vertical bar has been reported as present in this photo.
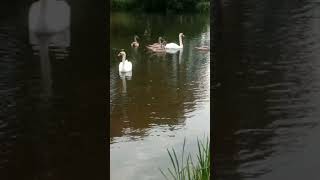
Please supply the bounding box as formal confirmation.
[211,0,223,179]
[69,0,108,179]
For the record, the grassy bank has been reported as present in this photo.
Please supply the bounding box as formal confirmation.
[160,138,210,180]
[110,0,210,13]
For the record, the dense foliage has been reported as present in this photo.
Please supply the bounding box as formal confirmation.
[111,0,210,13]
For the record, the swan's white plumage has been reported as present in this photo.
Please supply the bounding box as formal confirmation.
[165,48,180,54]
[165,43,182,49]
[119,60,132,72]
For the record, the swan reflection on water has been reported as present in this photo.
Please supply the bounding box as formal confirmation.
[29,31,70,96]
[167,49,183,64]
[178,49,183,64]
[119,71,132,95]
[28,0,70,96]
[147,46,183,63]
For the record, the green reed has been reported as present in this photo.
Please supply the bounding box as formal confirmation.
[160,137,210,180]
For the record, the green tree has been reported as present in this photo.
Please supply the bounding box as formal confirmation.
[111,0,209,13]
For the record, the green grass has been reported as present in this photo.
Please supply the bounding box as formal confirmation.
[160,137,210,180]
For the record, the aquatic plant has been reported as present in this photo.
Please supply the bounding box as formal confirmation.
[160,137,210,180]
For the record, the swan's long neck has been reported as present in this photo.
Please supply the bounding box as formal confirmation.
[179,35,183,47]
[134,36,137,42]
[158,37,162,44]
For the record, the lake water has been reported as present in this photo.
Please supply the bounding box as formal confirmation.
[214,0,320,179]
[110,12,210,180]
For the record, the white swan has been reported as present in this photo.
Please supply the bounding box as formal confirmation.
[28,0,70,34]
[165,33,184,49]
[118,50,132,72]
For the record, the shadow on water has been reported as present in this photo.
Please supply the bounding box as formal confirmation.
[214,0,320,179]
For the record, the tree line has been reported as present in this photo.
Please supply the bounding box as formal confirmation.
[111,0,210,13]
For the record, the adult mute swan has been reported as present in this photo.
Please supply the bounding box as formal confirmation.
[118,50,132,72]
[165,33,184,49]
[29,0,70,34]
[131,35,139,47]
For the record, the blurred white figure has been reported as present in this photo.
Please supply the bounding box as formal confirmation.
[29,0,70,34]
[28,0,70,96]
[118,51,132,72]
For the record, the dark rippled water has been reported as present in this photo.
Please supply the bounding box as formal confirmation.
[0,2,107,180]
[214,0,320,179]
[110,13,210,180]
